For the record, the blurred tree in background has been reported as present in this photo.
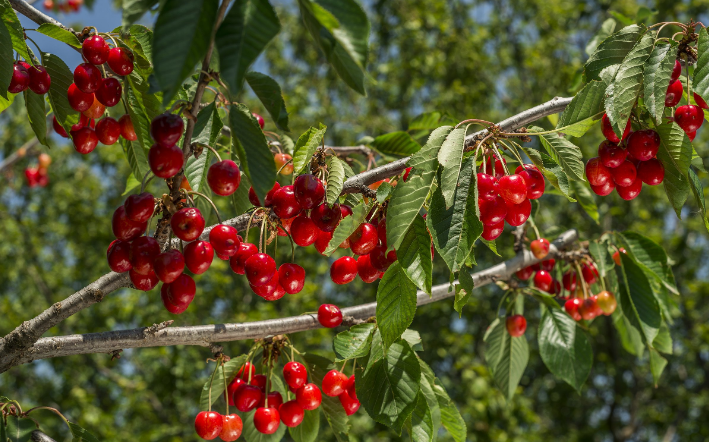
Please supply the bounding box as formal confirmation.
[2,0,709,441]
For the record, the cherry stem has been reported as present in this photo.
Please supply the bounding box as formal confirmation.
[265,348,273,407]
[221,361,229,415]
[100,32,119,48]
[245,208,265,243]
[686,63,691,106]
[574,262,589,300]
[140,170,153,193]
[340,360,347,372]
[24,406,70,429]
[490,142,509,175]
[454,118,495,130]
[181,189,196,207]
[202,144,222,162]
[499,139,526,166]
[259,214,267,253]
[187,191,222,223]
[206,356,222,412]
[526,217,541,240]
[276,158,293,175]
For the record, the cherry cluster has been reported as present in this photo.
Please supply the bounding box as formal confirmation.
[7,61,51,95]
[42,0,83,13]
[24,153,52,188]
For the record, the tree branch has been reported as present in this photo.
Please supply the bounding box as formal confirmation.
[8,0,74,33]
[4,229,577,368]
[0,139,40,174]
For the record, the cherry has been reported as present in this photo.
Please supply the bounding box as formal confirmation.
[283,361,308,390]
[590,179,615,196]
[279,263,305,294]
[253,112,265,129]
[171,207,205,241]
[249,182,280,207]
[124,192,154,223]
[579,297,599,321]
[612,247,627,266]
[7,63,30,93]
[596,290,617,315]
[330,256,358,284]
[195,411,223,440]
[250,272,285,300]
[322,370,348,396]
[244,253,276,286]
[148,144,184,178]
[478,195,507,225]
[82,35,109,64]
[610,160,637,187]
[107,47,134,76]
[129,236,160,275]
[626,130,660,161]
[586,157,612,186]
[107,240,132,273]
[153,249,185,283]
[477,173,499,201]
[165,273,196,305]
[95,77,122,107]
[130,268,158,291]
[294,174,326,209]
[209,225,240,257]
[161,283,187,313]
[675,105,704,133]
[237,362,257,381]
[637,158,665,186]
[581,263,598,284]
[694,92,708,109]
[671,59,681,82]
[314,230,333,255]
[291,214,319,246]
[119,114,138,141]
[540,259,555,271]
[184,240,214,274]
[249,374,267,391]
[280,400,305,427]
[616,177,642,200]
[296,383,322,410]
[481,220,504,241]
[534,270,553,292]
[504,199,531,227]
[225,377,246,406]
[370,244,396,272]
[498,174,527,205]
[598,140,627,168]
[27,65,51,94]
[82,95,106,119]
[339,390,361,416]
[95,116,121,145]
[484,157,506,177]
[70,126,98,154]
[219,414,243,442]
[205,160,241,196]
[112,205,147,241]
[53,116,69,138]
[345,375,357,401]
[515,165,545,199]
[515,266,534,280]
[271,185,302,219]
[259,391,284,409]
[229,242,258,274]
[25,167,39,187]
[74,63,102,93]
[564,298,583,321]
[318,304,343,328]
[357,254,380,283]
[601,113,631,143]
[349,223,379,255]
[506,315,527,337]
[67,83,94,112]
[151,113,184,147]
[664,79,683,107]
[253,407,280,434]
[275,153,294,175]
[562,271,577,291]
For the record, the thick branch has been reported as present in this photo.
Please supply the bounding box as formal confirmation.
[5,229,577,367]
[9,0,73,32]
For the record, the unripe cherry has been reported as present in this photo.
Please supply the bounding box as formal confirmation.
[82,95,105,119]
[275,153,294,175]
[530,238,550,259]
[596,290,617,315]
[579,297,599,321]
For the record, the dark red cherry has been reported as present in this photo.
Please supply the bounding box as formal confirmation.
[598,140,627,168]
[349,223,379,255]
[253,112,265,129]
[280,400,304,427]
[637,159,664,185]
[161,283,188,314]
[339,390,360,416]
[107,47,134,76]
[209,224,240,257]
[194,410,223,440]
[124,192,154,223]
[234,384,263,413]
[95,116,121,145]
[312,203,342,232]
[616,178,642,200]
[322,370,348,397]
[130,268,158,291]
[290,214,319,246]
[226,377,246,406]
[504,199,531,227]
[248,182,280,207]
[610,160,637,187]
[207,160,241,196]
[515,266,534,280]
[95,77,122,107]
[534,270,553,292]
[244,253,276,286]
[293,174,326,209]
[219,414,243,442]
[112,205,147,241]
[283,361,308,390]
[53,116,69,138]
[82,35,109,64]
[370,244,395,272]
[149,144,184,178]
[129,236,160,275]
[484,157,506,177]
[601,113,631,143]
[330,256,357,285]
[107,239,132,273]
[585,157,611,186]
[506,315,527,337]
[74,63,102,93]
[296,383,322,410]
[184,240,214,274]
[626,130,660,161]
[665,79,683,107]
[357,254,379,283]
[562,271,577,291]
[279,263,305,294]
[318,304,343,327]
[478,195,507,226]
[694,92,708,109]
[229,242,258,274]
[581,263,599,284]
[250,374,267,391]
[675,105,704,133]
[481,220,504,240]
[515,165,545,199]
[590,179,615,196]
[541,259,556,271]
[119,114,137,141]
[27,65,51,94]
[166,273,196,305]
[253,407,280,435]
[154,249,185,283]
[314,229,332,255]
[151,113,184,147]
[7,63,30,93]
[67,83,94,112]
[272,185,302,219]
[72,127,98,154]
[671,59,682,82]
[170,207,205,241]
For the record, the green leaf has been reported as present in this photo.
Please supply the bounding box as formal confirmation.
[644,41,678,125]
[612,306,645,356]
[617,231,677,295]
[538,304,593,393]
[359,339,421,433]
[371,131,422,157]
[185,149,212,194]
[654,320,673,355]
[401,329,423,352]
[454,267,475,317]
[376,262,418,350]
[397,215,433,294]
[616,253,661,347]
[376,181,394,203]
[386,126,452,250]
[5,415,35,442]
[245,71,289,131]
[42,52,79,132]
[126,71,162,121]
[648,348,668,385]
[216,0,280,97]
[199,355,247,411]
[326,156,346,205]
[605,32,655,138]
[417,373,442,436]
[521,146,576,201]
[292,125,327,175]
[570,180,599,224]
[232,170,253,215]
[229,103,277,204]
[122,173,141,196]
[323,200,372,255]
[122,0,159,29]
[333,323,376,362]
[0,7,12,99]
[23,90,48,147]
[121,138,151,183]
[431,378,466,442]
[68,422,100,442]
[152,0,218,104]
[124,78,153,176]
[302,354,350,442]
[0,412,5,442]
[656,121,692,217]
[437,127,466,208]
[192,101,223,147]
[36,23,82,48]
[289,409,320,442]
[693,27,709,103]
[297,0,369,95]
[484,317,529,400]
[584,24,645,82]
[585,18,617,56]
[427,156,483,273]
[408,111,456,131]
[127,25,154,66]
[555,80,605,137]
[0,0,30,62]
[407,392,434,442]
[531,127,585,181]
[689,167,709,233]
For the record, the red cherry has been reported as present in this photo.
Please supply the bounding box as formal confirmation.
[585,157,611,186]
[534,270,553,292]
[564,298,583,321]
[349,223,379,255]
[124,192,154,223]
[581,263,599,284]
[154,249,185,283]
[25,167,39,187]
[253,407,280,434]
[357,254,380,283]
[637,159,664,185]
[283,361,308,390]
[484,157,506,177]
[687,130,697,141]
[244,253,276,286]
[506,315,527,337]
[151,113,184,147]
[171,207,205,241]
[675,105,704,133]
[129,236,160,275]
[601,113,631,143]
[130,268,158,291]
[481,220,504,241]
[339,390,360,416]
[345,375,357,401]
[280,400,305,427]
[478,195,507,225]
[626,130,660,161]
[541,259,555,271]
[562,271,577,291]
[119,114,138,141]
[694,92,708,109]
[530,238,550,259]
[112,205,147,241]
[67,83,94,112]
[294,174,326,209]
[209,225,240,257]
[229,242,258,274]
[259,391,283,408]
[71,127,98,154]
[369,244,394,272]
[291,214,319,246]
[166,273,196,305]
[225,377,246,406]
[498,174,527,205]
[322,370,348,397]
[95,77,122,107]
[671,59,682,82]
[590,179,615,196]
[219,414,243,442]
[250,272,284,300]
[612,248,627,266]
[516,266,534,280]
[271,185,302,219]
[515,165,545,199]
[279,263,305,294]
[148,144,184,178]
[579,297,599,321]
[237,362,257,381]
[107,240,132,273]
[205,160,241,196]
[477,173,499,201]
[53,116,69,138]
[296,383,322,410]
[161,283,187,313]
[318,304,343,328]
[184,240,214,274]
[311,203,343,233]
[610,160,637,187]
[195,411,223,440]
[95,116,121,145]
[82,35,109,64]
[107,47,134,76]
[27,65,51,94]
[598,140,627,168]
[616,177,642,200]
[7,63,30,93]
[253,112,265,129]
[504,199,531,227]
[249,182,281,207]
[314,229,332,255]
[330,256,358,284]
[74,63,102,93]
[665,79,683,107]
